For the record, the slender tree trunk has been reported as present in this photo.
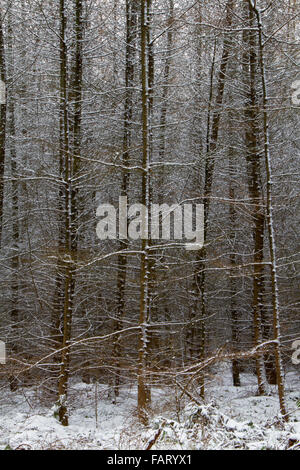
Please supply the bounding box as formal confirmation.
[71,0,83,255]
[228,131,240,387]
[57,0,74,426]
[0,13,6,245]
[112,0,137,402]
[138,0,151,425]
[155,0,174,372]
[7,5,21,392]
[243,1,267,395]
[145,0,158,385]
[158,0,173,171]
[189,0,234,398]
[248,0,288,420]
[51,1,69,393]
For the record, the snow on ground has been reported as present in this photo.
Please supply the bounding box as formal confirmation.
[0,366,299,450]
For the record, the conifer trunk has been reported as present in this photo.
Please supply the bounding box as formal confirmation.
[248,0,288,420]
[138,0,151,425]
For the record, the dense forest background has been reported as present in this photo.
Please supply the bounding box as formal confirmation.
[0,0,299,428]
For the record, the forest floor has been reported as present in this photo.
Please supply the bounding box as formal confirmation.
[0,365,299,450]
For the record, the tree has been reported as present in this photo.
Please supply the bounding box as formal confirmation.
[248,0,288,420]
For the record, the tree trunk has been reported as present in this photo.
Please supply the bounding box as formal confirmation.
[138,0,151,425]
[189,0,234,398]
[57,0,74,426]
[7,5,21,392]
[248,0,288,420]
[228,125,240,387]
[0,13,6,245]
[243,0,267,395]
[112,0,137,402]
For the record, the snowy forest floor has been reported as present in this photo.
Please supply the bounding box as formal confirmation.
[1,365,299,450]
